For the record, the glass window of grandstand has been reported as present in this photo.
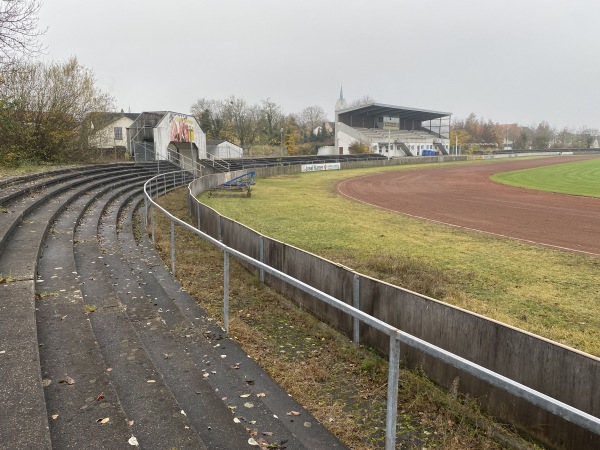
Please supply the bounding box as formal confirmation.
[114,127,123,140]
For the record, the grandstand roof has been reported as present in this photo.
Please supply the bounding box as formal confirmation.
[337,102,451,122]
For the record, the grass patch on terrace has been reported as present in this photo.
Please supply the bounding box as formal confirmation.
[491,157,600,197]
[200,162,600,357]
[151,188,537,450]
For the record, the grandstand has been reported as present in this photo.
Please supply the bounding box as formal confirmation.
[333,97,452,157]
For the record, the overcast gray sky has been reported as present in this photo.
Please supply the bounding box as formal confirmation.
[39,0,600,129]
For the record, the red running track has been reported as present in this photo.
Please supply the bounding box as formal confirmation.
[337,155,600,256]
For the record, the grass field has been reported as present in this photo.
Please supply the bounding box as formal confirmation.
[200,160,600,357]
[491,157,600,197]
[155,188,536,450]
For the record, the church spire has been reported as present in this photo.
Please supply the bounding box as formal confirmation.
[335,85,347,111]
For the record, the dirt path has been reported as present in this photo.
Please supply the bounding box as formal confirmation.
[337,155,600,256]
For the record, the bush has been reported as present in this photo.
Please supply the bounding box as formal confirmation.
[349,141,371,154]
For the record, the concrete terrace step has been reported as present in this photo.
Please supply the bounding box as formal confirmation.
[0,163,147,205]
[36,181,135,449]
[104,192,332,449]
[0,166,145,449]
[72,186,207,449]
[0,165,159,254]
[0,165,172,449]
[117,196,347,449]
[0,163,347,449]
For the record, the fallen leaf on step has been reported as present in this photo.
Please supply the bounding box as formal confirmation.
[51,414,59,420]
[146,380,156,383]
[256,392,266,398]
[97,417,110,424]
[128,436,139,446]
[65,376,75,385]
[287,411,301,416]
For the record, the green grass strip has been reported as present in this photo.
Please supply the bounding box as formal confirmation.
[201,160,600,357]
[491,157,600,197]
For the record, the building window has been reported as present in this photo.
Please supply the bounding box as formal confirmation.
[114,127,123,140]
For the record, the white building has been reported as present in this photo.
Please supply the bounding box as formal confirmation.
[127,111,206,170]
[206,140,243,159]
[334,90,451,156]
[89,111,139,153]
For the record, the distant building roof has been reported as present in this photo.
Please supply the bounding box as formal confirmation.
[206,139,228,146]
[337,102,451,122]
[90,111,140,129]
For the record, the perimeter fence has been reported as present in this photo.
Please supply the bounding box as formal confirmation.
[144,158,600,449]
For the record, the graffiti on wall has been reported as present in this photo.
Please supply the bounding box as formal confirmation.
[170,115,195,143]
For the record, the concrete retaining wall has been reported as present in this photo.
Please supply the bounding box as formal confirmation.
[187,158,599,449]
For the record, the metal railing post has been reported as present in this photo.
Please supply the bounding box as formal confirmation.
[196,203,201,229]
[259,236,265,284]
[163,174,167,196]
[170,220,175,275]
[353,273,360,344]
[151,206,155,244]
[223,250,230,333]
[217,215,222,242]
[385,334,401,450]
[144,195,148,227]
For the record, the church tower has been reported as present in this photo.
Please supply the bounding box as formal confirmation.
[334,86,347,156]
[335,85,347,111]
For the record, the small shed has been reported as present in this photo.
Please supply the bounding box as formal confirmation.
[206,140,243,159]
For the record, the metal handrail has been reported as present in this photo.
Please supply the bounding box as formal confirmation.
[143,170,600,450]
[205,154,231,172]
[165,147,204,177]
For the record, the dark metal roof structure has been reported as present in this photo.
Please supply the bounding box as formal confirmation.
[337,102,451,122]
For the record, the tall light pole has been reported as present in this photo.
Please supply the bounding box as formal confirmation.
[280,127,284,157]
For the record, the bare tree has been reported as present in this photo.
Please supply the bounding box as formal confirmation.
[259,98,284,144]
[190,97,228,140]
[299,105,327,140]
[576,126,599,148]
[0,0,45,68]
[224,95,257,147]
[532,121,555,149]
[348,95,376,108]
